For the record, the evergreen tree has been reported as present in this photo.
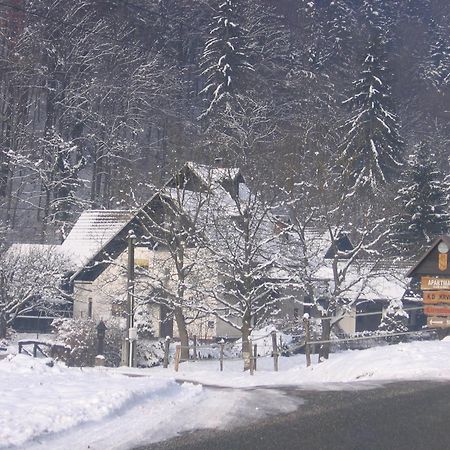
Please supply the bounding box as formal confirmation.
[378,298,408,339]
[199,0,253,119]
[422,30,450,90]
[390,142,450,255]
[302,0,356,74]
[338,33,404,193]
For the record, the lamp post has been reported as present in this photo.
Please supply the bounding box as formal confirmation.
[126,229,137,367]
[96,320,107,356]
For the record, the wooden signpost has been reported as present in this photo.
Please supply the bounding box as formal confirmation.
[424,305,450,316]
[427,317,450,328]
[407,238,450,331]
[421,276,450,290]
[423,291,450,304]
[422,277,450,328]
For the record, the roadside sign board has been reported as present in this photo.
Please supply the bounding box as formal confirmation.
[421,277,450,290]
[427,316,450,328]
[424,305,450,316]
[423,291,450,304]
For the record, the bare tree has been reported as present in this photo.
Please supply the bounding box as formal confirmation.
[284,158,392,360]
[194,180,295,370]
[0,245,71,337]
[135,165,218,360]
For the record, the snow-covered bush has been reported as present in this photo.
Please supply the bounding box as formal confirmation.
[135,302,157,339]
[52,318,97,367]
[136,339,165,368]
[104,318,125,367]
[378,298,409,343]
[52,318,124,367]
[0,338,7,352]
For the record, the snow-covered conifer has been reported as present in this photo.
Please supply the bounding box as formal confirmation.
[421,30,450,90]
[199,0,253,118]
[390,141,450,256]
[338,34,404,193]
[378,298,408,337]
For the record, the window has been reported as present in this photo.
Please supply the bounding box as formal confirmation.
[88,299,93,319]
[134,258,149,268]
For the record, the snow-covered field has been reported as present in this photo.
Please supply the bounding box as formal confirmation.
[2,339,450,449]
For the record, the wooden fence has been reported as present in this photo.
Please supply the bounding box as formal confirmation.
[168,330,281,376]
[18,340,70,359]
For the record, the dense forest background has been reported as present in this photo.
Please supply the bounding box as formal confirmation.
[0,0,448,250]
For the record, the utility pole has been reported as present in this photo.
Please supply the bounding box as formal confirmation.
[126,229,137,367]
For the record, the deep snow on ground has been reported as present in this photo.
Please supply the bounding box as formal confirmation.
[131,338,450,388]
[3,339,450,449]
[0,354,201,449]
[0,354,300,450]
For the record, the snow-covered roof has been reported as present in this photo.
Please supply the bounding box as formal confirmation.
[6,243,76,273]
[162,181,239,218]
[186,162,240,186]
[314,259,410,302]
[7,243,56,254]
[159,162,244,222]
[61,210,134,268]
[6,243,69,261]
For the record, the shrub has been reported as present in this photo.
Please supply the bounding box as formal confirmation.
[52,318,124,367]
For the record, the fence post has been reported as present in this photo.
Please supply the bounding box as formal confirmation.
[253,343,257,371]
[249,339,254,376]
[174,345,181,372]
[219,340,225,372]
[303,315,311,367]
[163,337,170,368]
[271,330,278,372]
[193,335,197,361]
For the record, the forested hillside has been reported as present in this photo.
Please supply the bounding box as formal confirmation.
[0,0,448,250]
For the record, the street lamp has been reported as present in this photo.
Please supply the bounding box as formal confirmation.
[126,229,137,367]
[96,320,107,356]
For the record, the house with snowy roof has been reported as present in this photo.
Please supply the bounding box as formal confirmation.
[8,161,420,338]
[63,161,268,340]
[278,226,421,335]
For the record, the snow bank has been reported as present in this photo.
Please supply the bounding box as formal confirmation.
[0,355,200,448]
[145,339,450,388]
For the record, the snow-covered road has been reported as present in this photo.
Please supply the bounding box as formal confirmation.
[3,338,450,449]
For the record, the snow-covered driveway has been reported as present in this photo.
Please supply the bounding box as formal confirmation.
[0,355,300,450]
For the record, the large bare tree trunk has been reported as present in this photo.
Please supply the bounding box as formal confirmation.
[174,306,189,361]
[241,315,252,371]
[0,311,7,339]
[318,318,331,361]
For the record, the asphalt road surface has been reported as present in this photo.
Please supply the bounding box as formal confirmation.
[139,381,450,450]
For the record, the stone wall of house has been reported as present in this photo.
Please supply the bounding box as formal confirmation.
[73,249,161,335]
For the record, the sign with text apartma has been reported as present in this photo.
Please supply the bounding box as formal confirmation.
[421,276,450,291]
